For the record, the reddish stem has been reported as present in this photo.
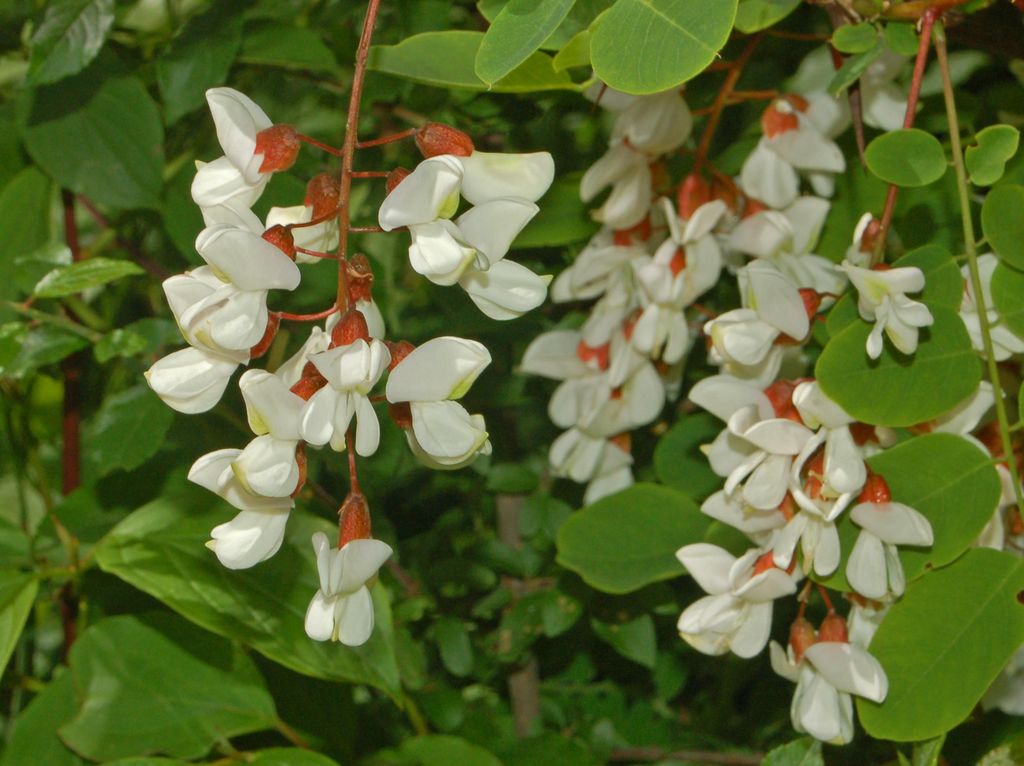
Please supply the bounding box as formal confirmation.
[295,246,339,260]
[345,430,362,496]
[350,225,384,233]
[286,208,341,230]
[356,127,417,149]
[817,584,836,613]
[275,306,340,322]
[297,133,344,157]
[351,170,390,178]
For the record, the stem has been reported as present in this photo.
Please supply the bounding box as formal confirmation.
[273,717,311,749]
[335,0,384,310]
[296,133,344,157]
[275,307,340,322]
[294,247,339,260]
[693,34,762,174]
[286,209,341,230]
[872,8,940,265]
[356,127,417,149]
[935,26,1024,512]
[608,747,761,765]
[345,430,361,496]
[350,225,384,233]
[351,171,390,178]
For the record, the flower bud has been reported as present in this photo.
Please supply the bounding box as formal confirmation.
[255,124,301,173]
[415,122,475,158]
[858,216,882,254]
[612,217,651,246]
[763,380,799,420]
[576,340,610,370]
[292,444,307,498]
[858,472,892,504]
[677,173,712,221]
[305,172,340,219]
[262,224,296,260]
[249,313,280,359]
[385,340,416,372]
[330,309,370,347]
[347,254,374,303]
[388,401,413,429]
[290,362,327,400]
[799,289,821,321]
[789,616,817,663]
[818,612,849,643]
[385,167,410,194]
[761,102,799,139]
[338,492,372,545]
[753,550,778,575]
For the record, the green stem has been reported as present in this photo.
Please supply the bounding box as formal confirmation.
[935,24,1024,512]
[403,692,430,736]
[5,303,102,343]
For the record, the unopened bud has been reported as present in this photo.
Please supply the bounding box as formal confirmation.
[668,247,687,277]
[753,551,777,576]
[385,167,411,194]
[789,616,817,663]
[859,217,882,254]
[338,492,372,545]
[576,340,610,370]
[612,218,651,246]
[331,309,370,347]
[388,401,413,429]
[761,102,799,139]
[763,380,798,420]
[305,173,340,219]
[818,612,849,643]
[249,313,280,359]
[858,472,892,504]
[347,254,374,303]
[799,289,821,321]
[263,225,296,260]
[290,362,327,400]
[255,124,301,173]
[415,122,475,158]
[677,173,712,221]
[386,340,416,372]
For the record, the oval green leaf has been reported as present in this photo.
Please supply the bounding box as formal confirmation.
[653,412,722,502]
[590,0,737,95]
[556,483,708,593]
[476,0,576,84]
[832,23,879,54]
[27,0,115,86]
[734,0,801,34]
[865,128,948,187]
[33,257,143,298]
[990,261,1024,340]
[816,306,980,427]
[857,549,1024,741]
[982,184,1024,270]
[966,124,1020,187]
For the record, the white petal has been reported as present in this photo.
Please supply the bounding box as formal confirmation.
[676,543,736,595]
[207,508,288,569]
[386,336,491,403]
[196,225,300,291]
[335,586,376,646]
[206,88,272,183]
[739,141,799,209]
[304,590,335,641]
[239,369,305,439]
[730,601,773,658]
[232,435,299,497]
[335,539,393,594]
[378,155,464,230]
[145,347,240,414]
[410,401,489,461]
[805,642,888,702]
[456,198,538,266]
[847,530,889,600]
[459,260,551,320]
[353,395,380,456]
[459,151,554,205]
[851,502,934,546]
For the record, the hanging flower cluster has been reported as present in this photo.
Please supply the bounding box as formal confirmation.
[147,88,553,646]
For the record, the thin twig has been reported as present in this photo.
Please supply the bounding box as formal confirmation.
[608,746,762,765]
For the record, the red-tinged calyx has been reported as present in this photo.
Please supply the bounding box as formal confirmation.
[743,196,769,219]
[789,616,817,663]
[347,254,374,303]
[612,217,651,246]
[622,309,642,341]
[291,444,307,498]
[779,492,797,521]
[249,313,281,359]
[331,310,370,347]
[576,340,610,370]
[415,122,474,158]
[263,225,296,260]
[385,340,415,372]
[669,247,687,277]
[818,611,849,643]
[850,422,877,446]
[290,362,327,401]
[753,551,778,576]
[338,492,372,544]
[763,380,800,421]
[761,103,799,139]
[305,173,340,220]
[858,472,892,504]
[610,432,632,454]
[803,450,826,499]
[255,125,301,173]
[385,167,411,195]
[649,160,669,192]
[388,401,412,429]
[677,173,713,221]
[1009,508,1024,536]
[799,289,822,321]
[859,217,882,254]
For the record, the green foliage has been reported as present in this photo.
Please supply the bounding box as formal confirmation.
[0,574,38,676]
[733,0,802,34]
[33,257,144,298]
[476,0,577,84]
[831,23,879,54]
[760,738,823,765]
[858,549,1024,741]
[26,0,115,86]
[966,125,1020,186]
[982,184,1024,270]
[83,385,174,479]
[865,129,949,187]
[653,412,721,501]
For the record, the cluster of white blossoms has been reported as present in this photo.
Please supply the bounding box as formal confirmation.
[146,88,554,646]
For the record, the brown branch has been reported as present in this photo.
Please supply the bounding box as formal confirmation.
[609,746,762,765]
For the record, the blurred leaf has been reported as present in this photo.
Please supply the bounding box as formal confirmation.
[0,167,53,307]
[476,0,576,84]
[734,0,801,33]
[590,0,737,94]
[0,671,85,766]
[557,483,707,594]
[34,257,143,298]
[501,733,597,766]
[18,60,164,210]
[0,573,38,675]
[435,616,474,677]
[83,385,174,479]
[246,750,343,766]
[991,261,1024,340]
[865,128,949,187]
[0,325,89,378]
[520,494,572,541]
[514,173,598,247]
[966,125,1019,186]
[884,22,919,56]
[240,24,340,74]
[27,0,114,86]
[591,614,656,669]
[486,462,538,493]
[983,185,1024,270]
[94,487,402,698]
[653,412,722,502]
[58,613,277,761]
[832,23,879,54]
[760,738,823,765]
[552,30,590,71]
[387,735,502,766]
[858,549,1024,741]
[912,736,945,766]
[828,43,882,96]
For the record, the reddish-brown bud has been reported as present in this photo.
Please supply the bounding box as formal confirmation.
[761,103,799,139]
[677,173,713,221]
[818,612,849,643]
[262,225,296,260]
[763,380,799,421]
[859,217,882,254]
[415,122,475,158]
[799,288,822,321]
[609,432,632,454]
[331,309,370,347]
[388,401,413,429]
[576,340,610,370]
[255,124,301,173]
[291,444,307,498]
[668,247,687,277]
[290,362,327,401]
[789,616,817,663]
[249,313,280,359]
[742,196,769,219]
[753,551,778,576]
[612,218,652,246]
[305,173,341,219]
[385,167,411,195]
[386,340,416,372]
[347,254,375,304]
[338,492,372,545]
[858,472,892,504]
[849,421,878,446]
[779,492,797,521]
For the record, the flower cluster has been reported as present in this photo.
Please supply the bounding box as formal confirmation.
[147,88,553,646]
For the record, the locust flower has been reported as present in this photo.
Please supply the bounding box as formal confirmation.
[838,261,933,358]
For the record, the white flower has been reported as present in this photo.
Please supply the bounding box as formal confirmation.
[164,267,269,354]
[960,255,1024,361]
[846,500,933,600]
[145,346,242,414]
[701,490,787,544]
[771,639,888,744]
[191,157,268,212]
[304,532,392,645]
[550,227,647,303]
[838,260,933,358]
[580,144,652,230]
[195,223,301,292]
[984,647,1024,716]
[265,205,339,264]
[206,87,273,184]
[676,544,798,658]
[301,339,391,455]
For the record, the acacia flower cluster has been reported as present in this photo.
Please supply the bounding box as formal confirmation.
[146,86,553,646]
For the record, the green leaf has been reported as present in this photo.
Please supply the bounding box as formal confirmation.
[18,61,164,210]
[369,31,576,93]
[33,257,143,298]
[514,173,598,247]
[556,483,708,593]
[94,318,176,363]
[982,185,1024,270]
[0,573,38,675]
[912,736,945,766]
[0,325,89,378]
[435,616,474,677]
[239,23,339,74]
[591,614,656,668]
[156,1,245,124]
[653,412,722,502]
[827,43,882,96]
[590,0,737,94]
[476,0,576,84]
[865,128,949,187]
[552,30,591,71]
[816,307,980,427]
[884,22,919,56]
[84,385,174,480]
[0,671,85,766]
[832,23,879,54]
[733,0,802,34]
[857,549,1024,741]
[58,613,277,761]
[392,735,503,766]
[991,261,1024,340]
[27,0,114,86]
[0,167,52,309]
[760,738,823,766]
[94,487,402,698]
[966,125,1020,186]
[246,750,342,766]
